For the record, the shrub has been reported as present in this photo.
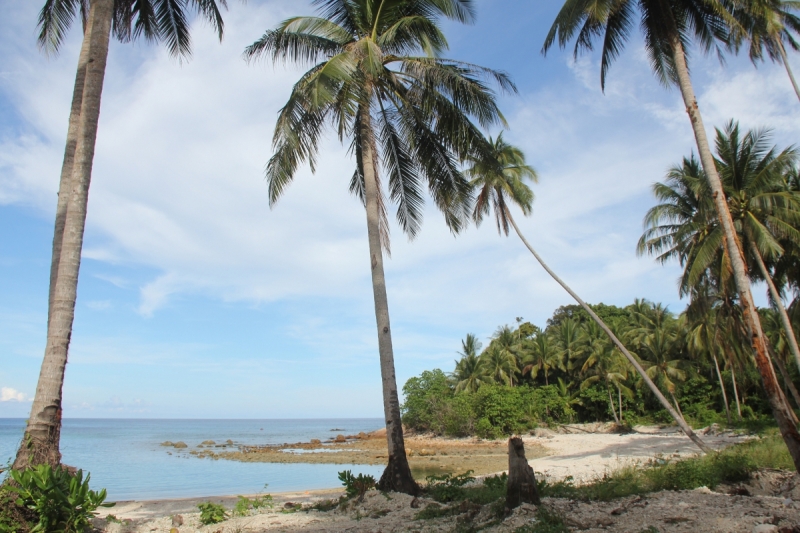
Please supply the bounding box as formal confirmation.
[8,465,113,533]
[424,471,475,503]
[233,493,274,516]
[337,470,375,501]
[197,502,227,525]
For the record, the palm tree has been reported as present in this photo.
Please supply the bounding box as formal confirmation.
[489,325,523,385]
[733,0,800,102]
[543,0,800,470]
[452,334,487,393]
[579,333,633,424]
[522,333,563,385]
[481,345,518,387]
[552,317,582,371]
[635,316,689,418]
[467,133,711,451]
[244,0,511,494]
[639,122,800,378]
[16,0,228,471]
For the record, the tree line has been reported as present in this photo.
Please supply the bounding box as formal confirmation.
[12,0,800,499]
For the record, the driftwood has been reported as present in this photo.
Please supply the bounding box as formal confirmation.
[506,436,541,509]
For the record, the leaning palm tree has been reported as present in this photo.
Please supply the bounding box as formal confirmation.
[17,0,228,470]
[244,0,512,494]
[543,0,800,469]
[732,0,800,102]
[467,133,711,451]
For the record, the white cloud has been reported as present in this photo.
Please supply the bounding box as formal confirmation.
[1,387,28,402]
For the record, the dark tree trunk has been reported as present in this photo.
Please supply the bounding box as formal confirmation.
[506,436,541,509]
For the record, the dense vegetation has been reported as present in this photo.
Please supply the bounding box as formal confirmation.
[402,300,800,438]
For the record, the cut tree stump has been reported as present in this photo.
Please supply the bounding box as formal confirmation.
[506,436,541,509]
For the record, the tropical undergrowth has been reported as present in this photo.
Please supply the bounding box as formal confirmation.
[402,301,789,439]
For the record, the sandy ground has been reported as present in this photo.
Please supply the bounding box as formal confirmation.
[93,426,798,532]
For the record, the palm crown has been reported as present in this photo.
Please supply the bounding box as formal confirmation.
[245,0,514,250]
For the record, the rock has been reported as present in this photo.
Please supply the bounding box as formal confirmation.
[310,439,321,445]
[693,486,713,494]
[334,434,347,443]
[169,529,179,533]
[173,441,188,449]
[201,440,215,445]
[160,441,174,447]
[226,439,234,445]
[417,449,435,456]
[702,423,722,436]
[171,515,183,527]
[753,525,778,533]
[357,432,368,439]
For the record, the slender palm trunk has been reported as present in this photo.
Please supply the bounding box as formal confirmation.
[607,386,620,424]
[770,344,800,414]
[14,0,113,470]
[668,31,800,471]
[728,350,743,421]
[49,14,95,325]
[778,42,800,103]
[618,386,624,423]
[358,104,418,495]
[506,212,712,453]
[752,245,800,377]
[670,391,684,420]
[711,349,732,425]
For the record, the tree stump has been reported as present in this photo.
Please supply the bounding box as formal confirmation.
[506,436,541,509]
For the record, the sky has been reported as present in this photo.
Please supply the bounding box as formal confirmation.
[1,0,799,419]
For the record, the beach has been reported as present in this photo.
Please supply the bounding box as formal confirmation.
[91,425,796,532]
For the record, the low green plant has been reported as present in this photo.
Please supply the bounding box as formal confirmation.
[197,501,227,525]
[513,506,569,533]
[233,493,274,516]
[8,464,113,533]
[424,470,475,503]
[338,470,376,501]
[308,497,344,512]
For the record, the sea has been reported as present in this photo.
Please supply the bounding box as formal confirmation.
[0,418,385,502]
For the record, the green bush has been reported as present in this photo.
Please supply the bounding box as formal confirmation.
[197,502,227,525]
[337,470,375,500]
[424,471,475,503]
[8,465,113,533]
[233,493,274,516]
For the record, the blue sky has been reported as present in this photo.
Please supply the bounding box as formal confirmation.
[1,0,799,419]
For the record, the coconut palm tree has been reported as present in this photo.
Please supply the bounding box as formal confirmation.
[480,344,519,386]
[16,0,228,471]
[579,332,633,424]
[522,333,563,385]
[466,133,711,452]
[639,122,800,378]
[733,0,800,102]
[543,0,800,469]
[452,334,487,393]
[244,0,512,494]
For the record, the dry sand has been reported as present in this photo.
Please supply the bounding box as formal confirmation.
[94,426,800,532]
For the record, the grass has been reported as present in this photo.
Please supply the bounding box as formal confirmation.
[538,431,792,502]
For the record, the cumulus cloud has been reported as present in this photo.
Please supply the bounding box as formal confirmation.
[1,387,28,402]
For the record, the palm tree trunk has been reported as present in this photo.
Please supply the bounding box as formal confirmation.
[49,12,95,327]
[769,343,800,414]
[618,385,623,423]
[358,103,418,495]
[607,386,620,424]
[752,244,800,378]
[711,349,732,425]
[13,0,114,471]
[728,350,743,421]
[778,41,800,104]
[668,31,800,471]
[670,391,684,420]
[506,212,712,453]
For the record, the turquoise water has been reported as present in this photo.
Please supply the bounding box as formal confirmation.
[0,418,384,501]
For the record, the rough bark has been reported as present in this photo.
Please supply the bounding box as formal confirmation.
[506,436,541,509]
[669,31,800,472]
[507,213,712,453]
[14,0,113,470]
[358,104,418,496]
[49,14,94,324]
[711,349,732,425]
[752,244,800,377]
[778,42,800,104]
[608,386,620,424]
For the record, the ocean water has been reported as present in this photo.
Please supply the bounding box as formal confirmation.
[0,418,385,501]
